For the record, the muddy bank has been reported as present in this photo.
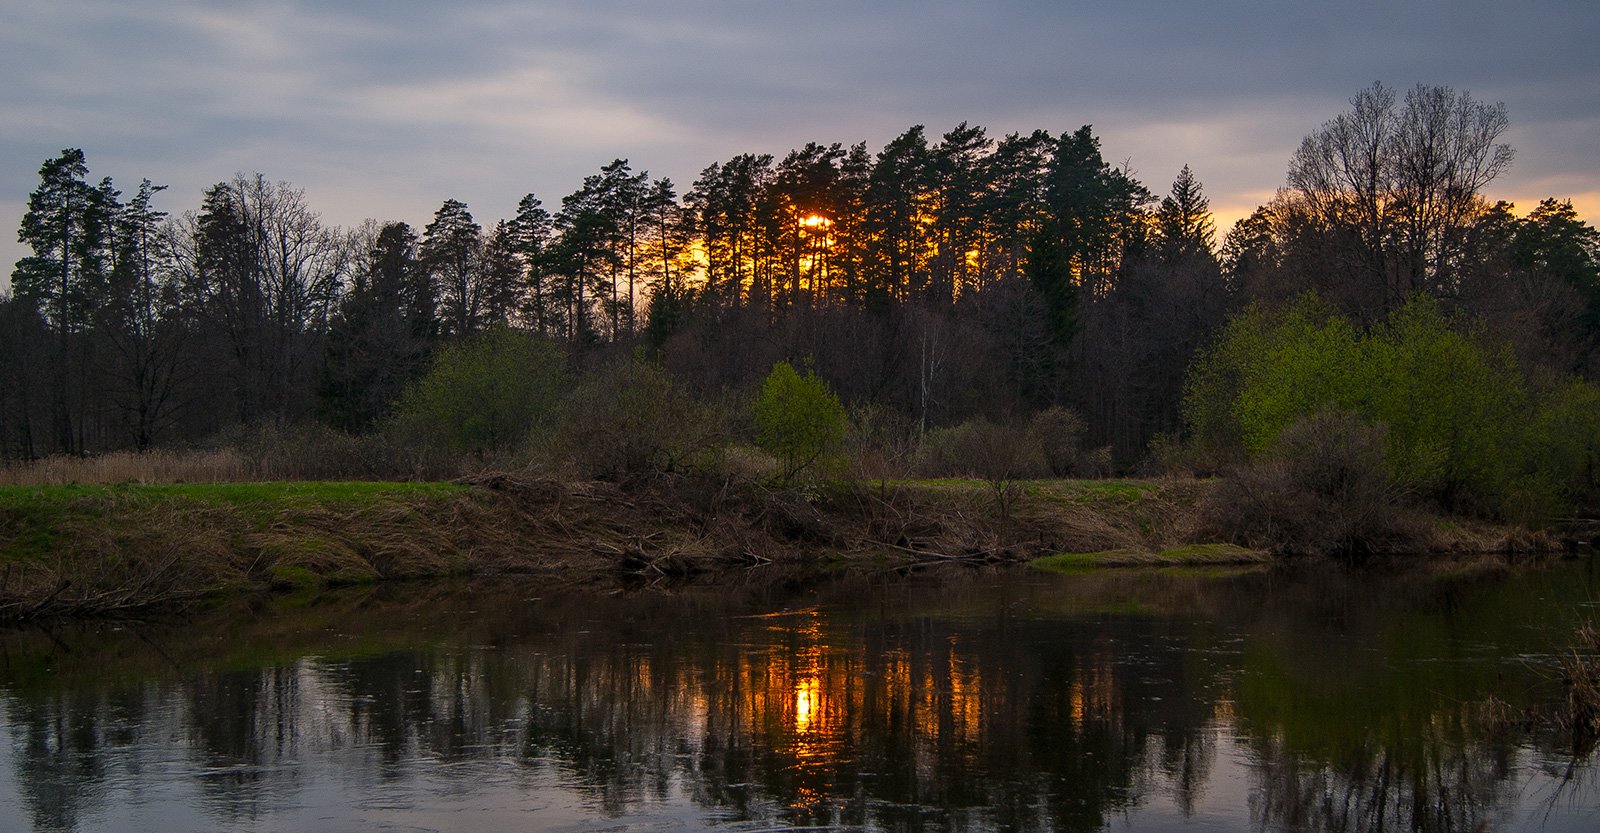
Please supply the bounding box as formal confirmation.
[0,475,1561,621]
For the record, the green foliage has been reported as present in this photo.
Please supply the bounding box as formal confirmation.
[1520,381,1600,518]
[753,361,848,482]
[1363,301,1524,497]
[1229,299,1366,455]
[393,327,567,457]
[1183,303,1294,459]
[1187,293,1600,518]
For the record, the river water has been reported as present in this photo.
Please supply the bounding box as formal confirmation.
[1,560,1597,832]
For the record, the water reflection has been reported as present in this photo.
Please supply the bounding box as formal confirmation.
[1,563,1597,832]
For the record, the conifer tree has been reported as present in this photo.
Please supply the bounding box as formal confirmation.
[12,149,117,452]
[422,199,483,338]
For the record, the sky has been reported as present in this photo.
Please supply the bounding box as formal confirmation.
[4,0,1599,286]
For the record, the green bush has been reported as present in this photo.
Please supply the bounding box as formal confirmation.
[1363,301,1524,499]
[753,361,849,482]
[1227,300,1367,455]
[1521,380,1600,518]
[392,327,568,458]
[1183,294,1573,518]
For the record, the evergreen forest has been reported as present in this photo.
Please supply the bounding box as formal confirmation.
[5,82,1599,527]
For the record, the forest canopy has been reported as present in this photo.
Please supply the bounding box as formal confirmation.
[4,82,1598,513]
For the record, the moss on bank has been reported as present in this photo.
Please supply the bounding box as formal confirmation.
[1031,543,1271,573]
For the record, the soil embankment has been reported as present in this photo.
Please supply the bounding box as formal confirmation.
[0,475,1558,620]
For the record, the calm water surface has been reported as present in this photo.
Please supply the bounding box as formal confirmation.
[2,561,1598,832]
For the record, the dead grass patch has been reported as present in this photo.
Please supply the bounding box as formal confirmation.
[0,449,253,485]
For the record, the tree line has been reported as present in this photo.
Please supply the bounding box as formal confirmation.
[4,82,1598,478]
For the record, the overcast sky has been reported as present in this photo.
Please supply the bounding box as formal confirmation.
[4,0,1598,284]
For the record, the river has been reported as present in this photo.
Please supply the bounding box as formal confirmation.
[1,560,1597,832]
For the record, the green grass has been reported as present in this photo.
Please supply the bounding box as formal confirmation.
[1031,543,1269,573]
[0,481,469,561]
[1030,479,1153,502]
[0,481,466,529]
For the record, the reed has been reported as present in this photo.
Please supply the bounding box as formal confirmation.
[1557,623,1600,754]
[0,423,470,485]
[0,449,253,485]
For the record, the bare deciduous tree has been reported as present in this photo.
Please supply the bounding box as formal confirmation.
[1288,82,1514,312]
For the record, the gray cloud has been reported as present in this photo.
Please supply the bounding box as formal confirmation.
[4,0,1599,280]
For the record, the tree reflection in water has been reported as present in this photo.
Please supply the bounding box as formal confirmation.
[1,562,1597,832]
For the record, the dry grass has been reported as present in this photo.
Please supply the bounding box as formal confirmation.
[0,421,472,485]
[1557,623,1600,754]
[0,449,254,485]
[1475,620,1600,762]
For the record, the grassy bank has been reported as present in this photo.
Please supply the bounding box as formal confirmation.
[0,480,479,618]
[1030,543,1273,572]
[0,475,1199,619]
[0,474,1564,621]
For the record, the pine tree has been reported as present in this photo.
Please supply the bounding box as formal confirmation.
[509,193,554,335]
[479,221,524,329]
[320,221,432,431]
[422,199,483,338]
[12,149,117,452]
[865,125,937,304]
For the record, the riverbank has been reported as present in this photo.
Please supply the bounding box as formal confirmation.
[0,474,1562,620]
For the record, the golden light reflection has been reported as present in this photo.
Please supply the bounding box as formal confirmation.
[794,675,821,733]
[1068,654,1118,734]
[673,611,1135,791]
[800,214,832,228]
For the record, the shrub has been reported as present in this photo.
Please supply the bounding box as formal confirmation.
[844,403,919,482]
[916,417,1047,520]
[1183,301,1333,458]
[753,361,849,483]
[1023,406,1087,476]
[1142,431,1231,477]
[1199,410,1419,557]
[546,359,727,480]
[1518,380,1600,521]
[916,418,1046,480]
[392,327,568,459]
[1184,294,1549,518]
[1364,301,1524,499]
